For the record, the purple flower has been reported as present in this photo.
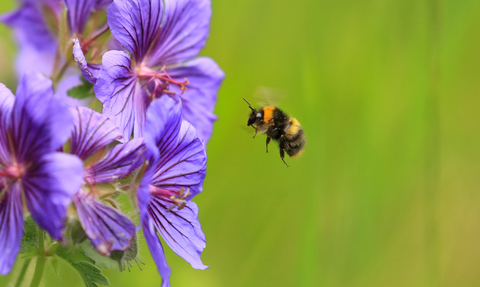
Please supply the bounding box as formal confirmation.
[0,72,84,274]
[1,0,112,83]
[137,96,208,286]
[0,0,61,76]
[69,106,145,255]
[94,0,224,143]
[65,0,113,35]
[73,38,102,84]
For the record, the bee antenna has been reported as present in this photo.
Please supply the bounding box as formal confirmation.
[243,98,255,111]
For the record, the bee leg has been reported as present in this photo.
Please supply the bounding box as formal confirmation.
[280,148,289,167]
[266,137,271,153]
[251,125,258,139]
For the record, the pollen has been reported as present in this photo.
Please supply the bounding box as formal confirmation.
[286,118,301,137]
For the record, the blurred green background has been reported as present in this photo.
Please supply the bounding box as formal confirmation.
[1,0,480,286]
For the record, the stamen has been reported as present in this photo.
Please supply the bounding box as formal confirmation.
[149,186,191,212]
[137,65,189,98]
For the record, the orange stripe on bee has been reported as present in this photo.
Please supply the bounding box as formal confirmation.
[263,106,275,123]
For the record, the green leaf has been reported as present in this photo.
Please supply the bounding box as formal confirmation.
[110,233,142,272]
[57,245,110,287]
[81,241,117,269]
[50,257,59,275]
[56,245,93,264]
[70,218,88,245]
[21,216,38,253]
[71,261,110,287]
[67,77,94,99]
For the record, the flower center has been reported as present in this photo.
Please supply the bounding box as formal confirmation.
[0,165,24,197]
[149,185,191,211]
[0,165,24,180]
[136,65,189,100]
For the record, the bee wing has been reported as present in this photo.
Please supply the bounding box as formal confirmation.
[254,86,286,107]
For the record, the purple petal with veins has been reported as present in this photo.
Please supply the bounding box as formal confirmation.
[148,198,207,270]
[0,73,84,274]
[0,184,23,275]
[138,95,208,278]
[96,0,113,10]
[10,73,73,163]
[70,106,122,161]
[64,0,97,34]
[73,189,136,256]
[0,84,14,166]
[73,38,101,84]
[146,0,211,67]
[167,57,224,143]
[94,50,149,140]
[107,0,163,63]
[86,138,146,183]
[151,120,206,198]
[143,96,182,156]
[23,153,84,240]
[143,217,171,287]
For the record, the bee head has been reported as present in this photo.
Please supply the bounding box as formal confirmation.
[244,98,258,126]
[247,109,258,126]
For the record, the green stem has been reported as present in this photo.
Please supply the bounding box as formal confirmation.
[14,259,32,287]
[29,228,46,287]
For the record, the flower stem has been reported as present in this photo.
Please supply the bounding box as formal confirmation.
[29,228,46,287]
[14,258,31,287]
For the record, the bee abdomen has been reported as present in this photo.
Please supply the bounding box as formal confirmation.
[282,128,306,157]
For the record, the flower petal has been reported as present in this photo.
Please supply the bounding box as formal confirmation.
[73,189,135,256]
[65,0,97,34]
[0,84,14,166]
[94,50,148,140]
[96,0,113,10]
[167,57,224,143]
[73,38,101,84]
[142,217,171,287]
[144,95,182,157]
[86,138,146,183]
[22,153,84,240]
[148,198,207,270]
[70,106,122,161]
[137,163,153,224]
[14,44,57,77]
[152,120,206,198]
[11,72,73,163]
[146,0,211,67]
[0,2,57,54]
[107,0,163,62]
[0,184,24,275]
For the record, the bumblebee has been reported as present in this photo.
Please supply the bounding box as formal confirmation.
[244,98,306,167]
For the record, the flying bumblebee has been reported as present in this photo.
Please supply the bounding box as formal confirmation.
[244,98,306,167]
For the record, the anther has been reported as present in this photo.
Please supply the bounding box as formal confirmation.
[166,188,191,212]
